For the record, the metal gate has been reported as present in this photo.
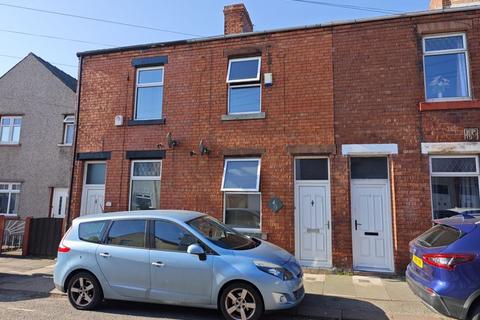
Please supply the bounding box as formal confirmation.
[1,218,25,254]
[27,218,63,257]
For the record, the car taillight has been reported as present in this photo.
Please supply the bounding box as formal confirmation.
[423,254,475,270]
[57,227,72,253]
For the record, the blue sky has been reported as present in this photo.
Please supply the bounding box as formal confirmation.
[0,0,429,77]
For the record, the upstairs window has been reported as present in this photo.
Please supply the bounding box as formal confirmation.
[0,116,21,144]
[135,67,164,120]
[423,34,470,101]
[226,57,261,115]
[63,115,75,145]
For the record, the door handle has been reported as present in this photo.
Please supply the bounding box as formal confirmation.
[354,220,362,231]
[152,261,165,268]
[326,220,330,230]
[99,252,110,258]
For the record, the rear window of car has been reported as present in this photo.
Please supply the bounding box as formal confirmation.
[416,224,462,248]
[79,221,109,243]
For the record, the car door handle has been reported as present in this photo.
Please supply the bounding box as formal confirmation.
[99,252,110,258]
[152,261,165,268]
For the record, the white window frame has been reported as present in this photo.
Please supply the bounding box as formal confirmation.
[221,158,261,192]
[0,116,22,145]
[226,57,261,83]
[62,115,75,145]
[429,155,480,219]
[0,182,21,215]
[223,191,262,233]
[134,66,164,121]
[129,160,162,211]
[227,83,262,115]
[422,33,471,102]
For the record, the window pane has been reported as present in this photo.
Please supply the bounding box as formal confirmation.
[12,126,20,143]
[1,126,10,143]
[86,163,106,185]
[431,158,477,173]
[0,193,8,213]
[65,124,74,144]
[425,36,464,52]
[228,58,260,81]
[223,160,260,190]
[136,86,163,120]
[229,86,261,114]
[13,118,21,125]
[107,220,146,248]
[351,157,388,179]
[225,193,261,229]
[79,221,108,243]
[133,161,161,177]
[425,53,469,99]
[431,176,480,219]
[1,117,10,125]
[154,220,196,252]
[8,193,19,214]
[130,180,160,210]
[138,69,163,84]
[296,159,329,180]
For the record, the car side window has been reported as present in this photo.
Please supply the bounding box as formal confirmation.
[79,220,109,243]
[106,220,146,248]
[154,220,197,252]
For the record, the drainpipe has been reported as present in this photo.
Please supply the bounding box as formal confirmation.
[65,55,83,231]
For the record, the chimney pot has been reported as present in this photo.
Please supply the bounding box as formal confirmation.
[224,3,253,35]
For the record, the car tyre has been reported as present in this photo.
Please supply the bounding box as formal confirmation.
[470,302,480,320]
[220,282,264,320]
[67,272,102,310]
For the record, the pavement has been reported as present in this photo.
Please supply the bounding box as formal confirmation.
[0,255,448,320]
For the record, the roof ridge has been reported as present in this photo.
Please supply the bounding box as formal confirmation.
[30,53,77,92]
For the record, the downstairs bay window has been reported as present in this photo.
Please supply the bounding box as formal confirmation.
[430,156,480,219]
[221,158,261,231]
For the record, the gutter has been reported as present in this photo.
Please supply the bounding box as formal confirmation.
[77,5,480,57]
[65,56,83,229]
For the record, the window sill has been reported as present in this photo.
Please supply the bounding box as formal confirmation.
[57,143,73,147]
[221,112,265,121]
[127,119,166,126]
[0,143,20,147]
[419,100,480,111]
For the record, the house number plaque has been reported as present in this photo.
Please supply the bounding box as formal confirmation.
[464,128,479,141]
[268,197,284,213]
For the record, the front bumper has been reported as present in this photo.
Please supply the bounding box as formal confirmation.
[406,267,465,319]
[263,277,305,311]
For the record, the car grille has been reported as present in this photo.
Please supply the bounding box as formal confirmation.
[293,286,304,300]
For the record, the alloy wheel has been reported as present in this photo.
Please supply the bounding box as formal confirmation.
[70,277,95,307]
[224,288,257,320]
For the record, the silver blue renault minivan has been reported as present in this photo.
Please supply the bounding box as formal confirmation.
[54,210,304,320]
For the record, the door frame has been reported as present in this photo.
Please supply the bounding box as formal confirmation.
[80,161,106,216]
[350,157,395,273]
[294,156,333,268]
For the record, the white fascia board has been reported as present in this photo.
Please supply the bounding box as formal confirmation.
[341,144,399,156]
[421,142,480,154]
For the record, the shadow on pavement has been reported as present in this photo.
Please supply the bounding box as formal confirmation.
[0,272,56,302]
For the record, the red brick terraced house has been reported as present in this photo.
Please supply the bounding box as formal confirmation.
[69,1,480,273]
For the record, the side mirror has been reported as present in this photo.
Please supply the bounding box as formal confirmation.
[187,244,206,261]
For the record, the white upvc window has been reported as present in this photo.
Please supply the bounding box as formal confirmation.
[129,160,162,211]
[0,183,21,215]
[222,158,261,231]
[0,116,22,144]
[423,33,471,101]
[62,115,75,145]
[134,66,164,120]
[429,155,480,219]
[226,57,262,115]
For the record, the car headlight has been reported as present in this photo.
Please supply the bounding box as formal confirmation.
[253,260,294,281]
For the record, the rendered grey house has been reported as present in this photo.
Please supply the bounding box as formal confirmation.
[0,53,77,219]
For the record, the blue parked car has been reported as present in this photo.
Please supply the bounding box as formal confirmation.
[54,210,304,320]
[406,210,480,320]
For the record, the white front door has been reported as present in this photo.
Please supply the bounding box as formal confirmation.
[294,157,332,268]
[351,180,394,272]
[51,188,69,218]
[81,162,106,216]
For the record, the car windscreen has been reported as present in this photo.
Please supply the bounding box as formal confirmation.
[416,224,462,248]
[187,216,258,250]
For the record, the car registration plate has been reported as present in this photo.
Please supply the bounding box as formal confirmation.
[412,255,423,268]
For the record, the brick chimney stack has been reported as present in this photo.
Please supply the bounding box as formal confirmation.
[430,0,480,9]
[224,3,253,35]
